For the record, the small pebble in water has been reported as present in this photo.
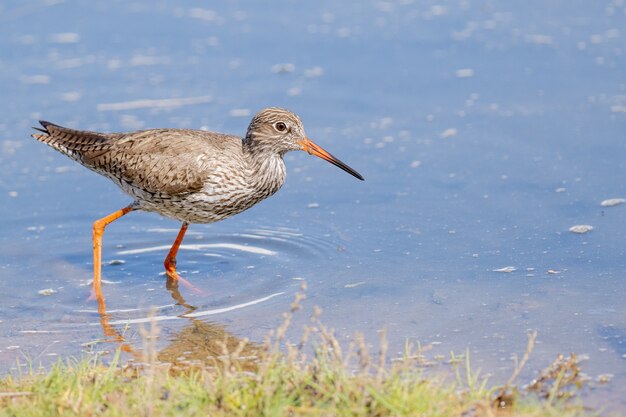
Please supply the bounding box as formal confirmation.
[271,63,295,73]
[456,68,474,78]
[38,288,58,296]
[493,266,516,273]
[106,259,125,266]
[569,224,593,234]
[600,198,625,207]
[440,128,457,138]
[596,374,613,383]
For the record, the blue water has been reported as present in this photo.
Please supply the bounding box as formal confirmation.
[1,0,625,411]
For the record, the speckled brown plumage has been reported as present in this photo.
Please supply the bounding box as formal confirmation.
[32,107,363,308]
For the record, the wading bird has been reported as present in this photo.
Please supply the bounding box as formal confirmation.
[32,108,363,309]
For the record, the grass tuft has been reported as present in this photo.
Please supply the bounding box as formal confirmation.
[0,288,603,416]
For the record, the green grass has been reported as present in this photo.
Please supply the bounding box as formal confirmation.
[0,291,604,417]
[0,349,596,417]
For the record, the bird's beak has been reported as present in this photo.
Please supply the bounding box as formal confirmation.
[298,138,364,181]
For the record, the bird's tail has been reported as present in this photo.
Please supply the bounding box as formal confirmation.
[32,121,112,161]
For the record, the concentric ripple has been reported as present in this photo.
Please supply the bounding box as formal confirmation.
[5,224,351,360]
[71,224,347,324]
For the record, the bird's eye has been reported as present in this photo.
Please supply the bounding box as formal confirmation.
[274,122,287,132]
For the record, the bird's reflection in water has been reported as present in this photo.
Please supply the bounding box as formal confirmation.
[96,283,260,372]
[165,276,198,313]
[158,319,260,373]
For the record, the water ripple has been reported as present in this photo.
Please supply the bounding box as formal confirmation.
[117,243,277,256]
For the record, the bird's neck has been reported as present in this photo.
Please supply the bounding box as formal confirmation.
[243,145,287,198]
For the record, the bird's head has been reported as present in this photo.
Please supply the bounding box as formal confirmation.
[244,107,364,181]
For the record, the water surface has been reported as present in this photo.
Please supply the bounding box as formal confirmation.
[0,0,625,411]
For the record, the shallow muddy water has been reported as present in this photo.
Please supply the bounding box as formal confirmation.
[1,0,625,411]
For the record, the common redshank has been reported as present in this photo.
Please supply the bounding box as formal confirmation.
[32,108,363,308]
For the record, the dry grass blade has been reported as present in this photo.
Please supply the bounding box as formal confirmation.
[0,392,32,398]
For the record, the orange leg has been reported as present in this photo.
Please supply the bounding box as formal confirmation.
[91,205,134,312]
[164,222,206,296]
[164,222,189,278]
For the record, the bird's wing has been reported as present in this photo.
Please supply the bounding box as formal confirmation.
[33,122,242,197]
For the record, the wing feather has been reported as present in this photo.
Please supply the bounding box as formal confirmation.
[33,122,243,197]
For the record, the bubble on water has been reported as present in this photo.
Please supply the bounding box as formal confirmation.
[440,128,457,138]
[569,225,593,234]
[38,288,58,296]
[61,92,81,102]
[600,198,625,207]
[611,104,626,113]
[493,266,516,273]
[456,68,474,78]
